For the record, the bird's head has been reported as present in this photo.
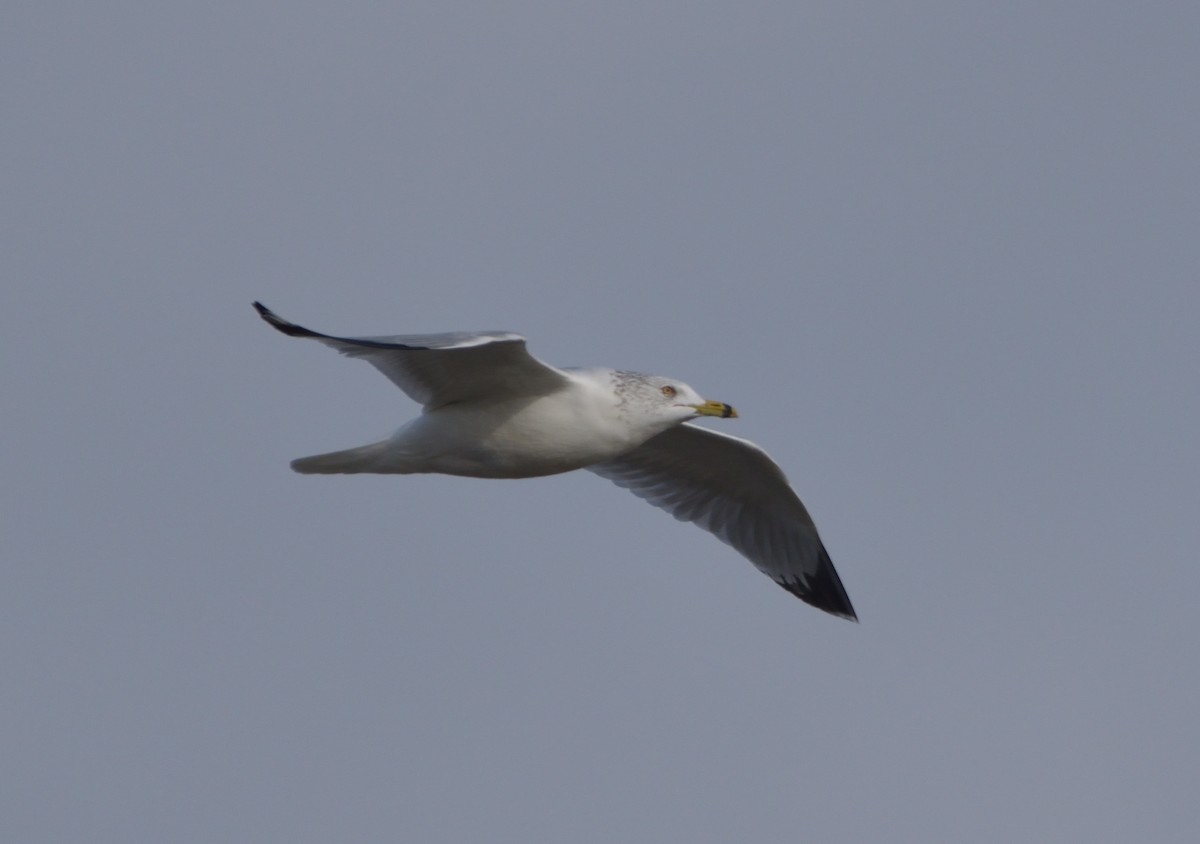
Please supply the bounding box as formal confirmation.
[617,371,738,435]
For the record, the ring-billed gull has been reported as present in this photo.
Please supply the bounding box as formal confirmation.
[255,302,856,621]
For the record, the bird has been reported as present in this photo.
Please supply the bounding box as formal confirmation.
[254,302,856,620]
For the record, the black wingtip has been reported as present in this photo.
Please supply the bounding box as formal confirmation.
[780,544,858,622]
[252,301,322,338]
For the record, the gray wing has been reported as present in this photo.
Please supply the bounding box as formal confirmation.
[254,302,570,409]
[588,423,856,620]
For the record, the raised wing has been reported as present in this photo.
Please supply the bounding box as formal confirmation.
[254,302,570,409]
[588,423,856,620]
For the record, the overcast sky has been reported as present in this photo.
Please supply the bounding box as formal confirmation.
[4,2,1199,842]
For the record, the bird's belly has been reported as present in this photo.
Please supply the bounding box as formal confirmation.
[398,399,639,479]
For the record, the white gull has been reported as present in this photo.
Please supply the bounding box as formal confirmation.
[255,302,855,620]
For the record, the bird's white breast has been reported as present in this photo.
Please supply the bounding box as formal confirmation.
[391,380,652,479]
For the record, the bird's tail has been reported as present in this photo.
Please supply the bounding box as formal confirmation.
[290,441,397,474]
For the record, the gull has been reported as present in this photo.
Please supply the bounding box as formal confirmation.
[254,302,856,620]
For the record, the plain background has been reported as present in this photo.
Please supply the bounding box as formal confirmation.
[4,2,1198,842]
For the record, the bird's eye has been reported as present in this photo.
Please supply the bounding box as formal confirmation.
[661,385,677,398]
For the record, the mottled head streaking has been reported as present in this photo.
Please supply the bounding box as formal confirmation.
[610,370,737,430]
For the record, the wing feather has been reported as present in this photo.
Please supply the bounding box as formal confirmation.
[588,423,856,620]
[254,302,569,409]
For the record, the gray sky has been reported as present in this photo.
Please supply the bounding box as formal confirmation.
[5,2,1198,841]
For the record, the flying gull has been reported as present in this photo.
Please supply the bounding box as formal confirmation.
[255,302,856,620]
